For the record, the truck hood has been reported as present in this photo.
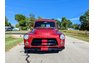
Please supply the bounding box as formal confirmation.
[31,28,59,35]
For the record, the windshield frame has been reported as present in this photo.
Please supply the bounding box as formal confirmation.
[34,21,57,28]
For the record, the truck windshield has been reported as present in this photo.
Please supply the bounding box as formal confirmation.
[34,21,55,28]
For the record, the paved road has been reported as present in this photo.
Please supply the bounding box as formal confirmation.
[5,36,89,63]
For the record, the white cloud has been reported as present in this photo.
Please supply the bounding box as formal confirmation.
[57,18,62,21]
[70,17,79,21]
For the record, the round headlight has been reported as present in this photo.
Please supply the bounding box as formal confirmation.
[23,35,29,39]
[60,34,65,40]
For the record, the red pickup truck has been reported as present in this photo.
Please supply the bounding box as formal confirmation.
[23,19,65,53]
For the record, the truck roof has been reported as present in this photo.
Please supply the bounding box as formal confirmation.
[35,19,56,22]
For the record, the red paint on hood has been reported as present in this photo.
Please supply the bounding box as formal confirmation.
[33,28,58,35]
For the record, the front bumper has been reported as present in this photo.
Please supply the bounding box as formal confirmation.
[24,46,65,53]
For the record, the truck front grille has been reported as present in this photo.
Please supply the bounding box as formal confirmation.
[31,38,58,46]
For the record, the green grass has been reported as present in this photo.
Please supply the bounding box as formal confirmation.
[60,30,89,42]
[5,35,23,51]
[5,31,29,34]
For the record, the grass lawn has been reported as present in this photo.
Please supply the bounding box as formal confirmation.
[5,35,23,51]
[60,30,89,42]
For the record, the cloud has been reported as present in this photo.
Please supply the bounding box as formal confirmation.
[70,17,79,21]
[57,18,62,21]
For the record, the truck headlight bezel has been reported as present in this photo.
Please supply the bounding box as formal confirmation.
[60,34,65,40]
[23,35,29,39]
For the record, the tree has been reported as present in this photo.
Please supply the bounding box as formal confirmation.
[29,14,35,26]
[67,20,72,28]
[26,14,36,29]
[80,10,89,31]
[5,16,12,27]
[8,22,12,26]
[71,24,79,29]
[61,17,72,29]
[15,14,26,21]
[15,14,27,30]
[5,16,9,26]
[52,19,61,29]
[15,24,19,28]
[56,20,61,28]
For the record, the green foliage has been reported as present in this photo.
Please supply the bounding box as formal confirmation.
[61,17,72,29]
[51,19,61,29]
[67,20,72,27]
[15,14,27,30]
[21,26,27,30]
[8,22,11,26]
[14,11,89,31]
[29,14,35,25]
[80,10,89,31]
[15,14,26,21]
[56,20,61,25]
[19,20,26,26]
[26,14,35,29]
[5,16,13,27]
[71,24,79,29]
[5,16,9,26]
[15,14,26,26]
[55,19,61,29]
[5,35,23,51]
[5,21,9,26]
[15,24,19,28]
[15,14,36,30]
[61,30,89,42]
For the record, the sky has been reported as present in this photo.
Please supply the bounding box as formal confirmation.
[5,0,89,26]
